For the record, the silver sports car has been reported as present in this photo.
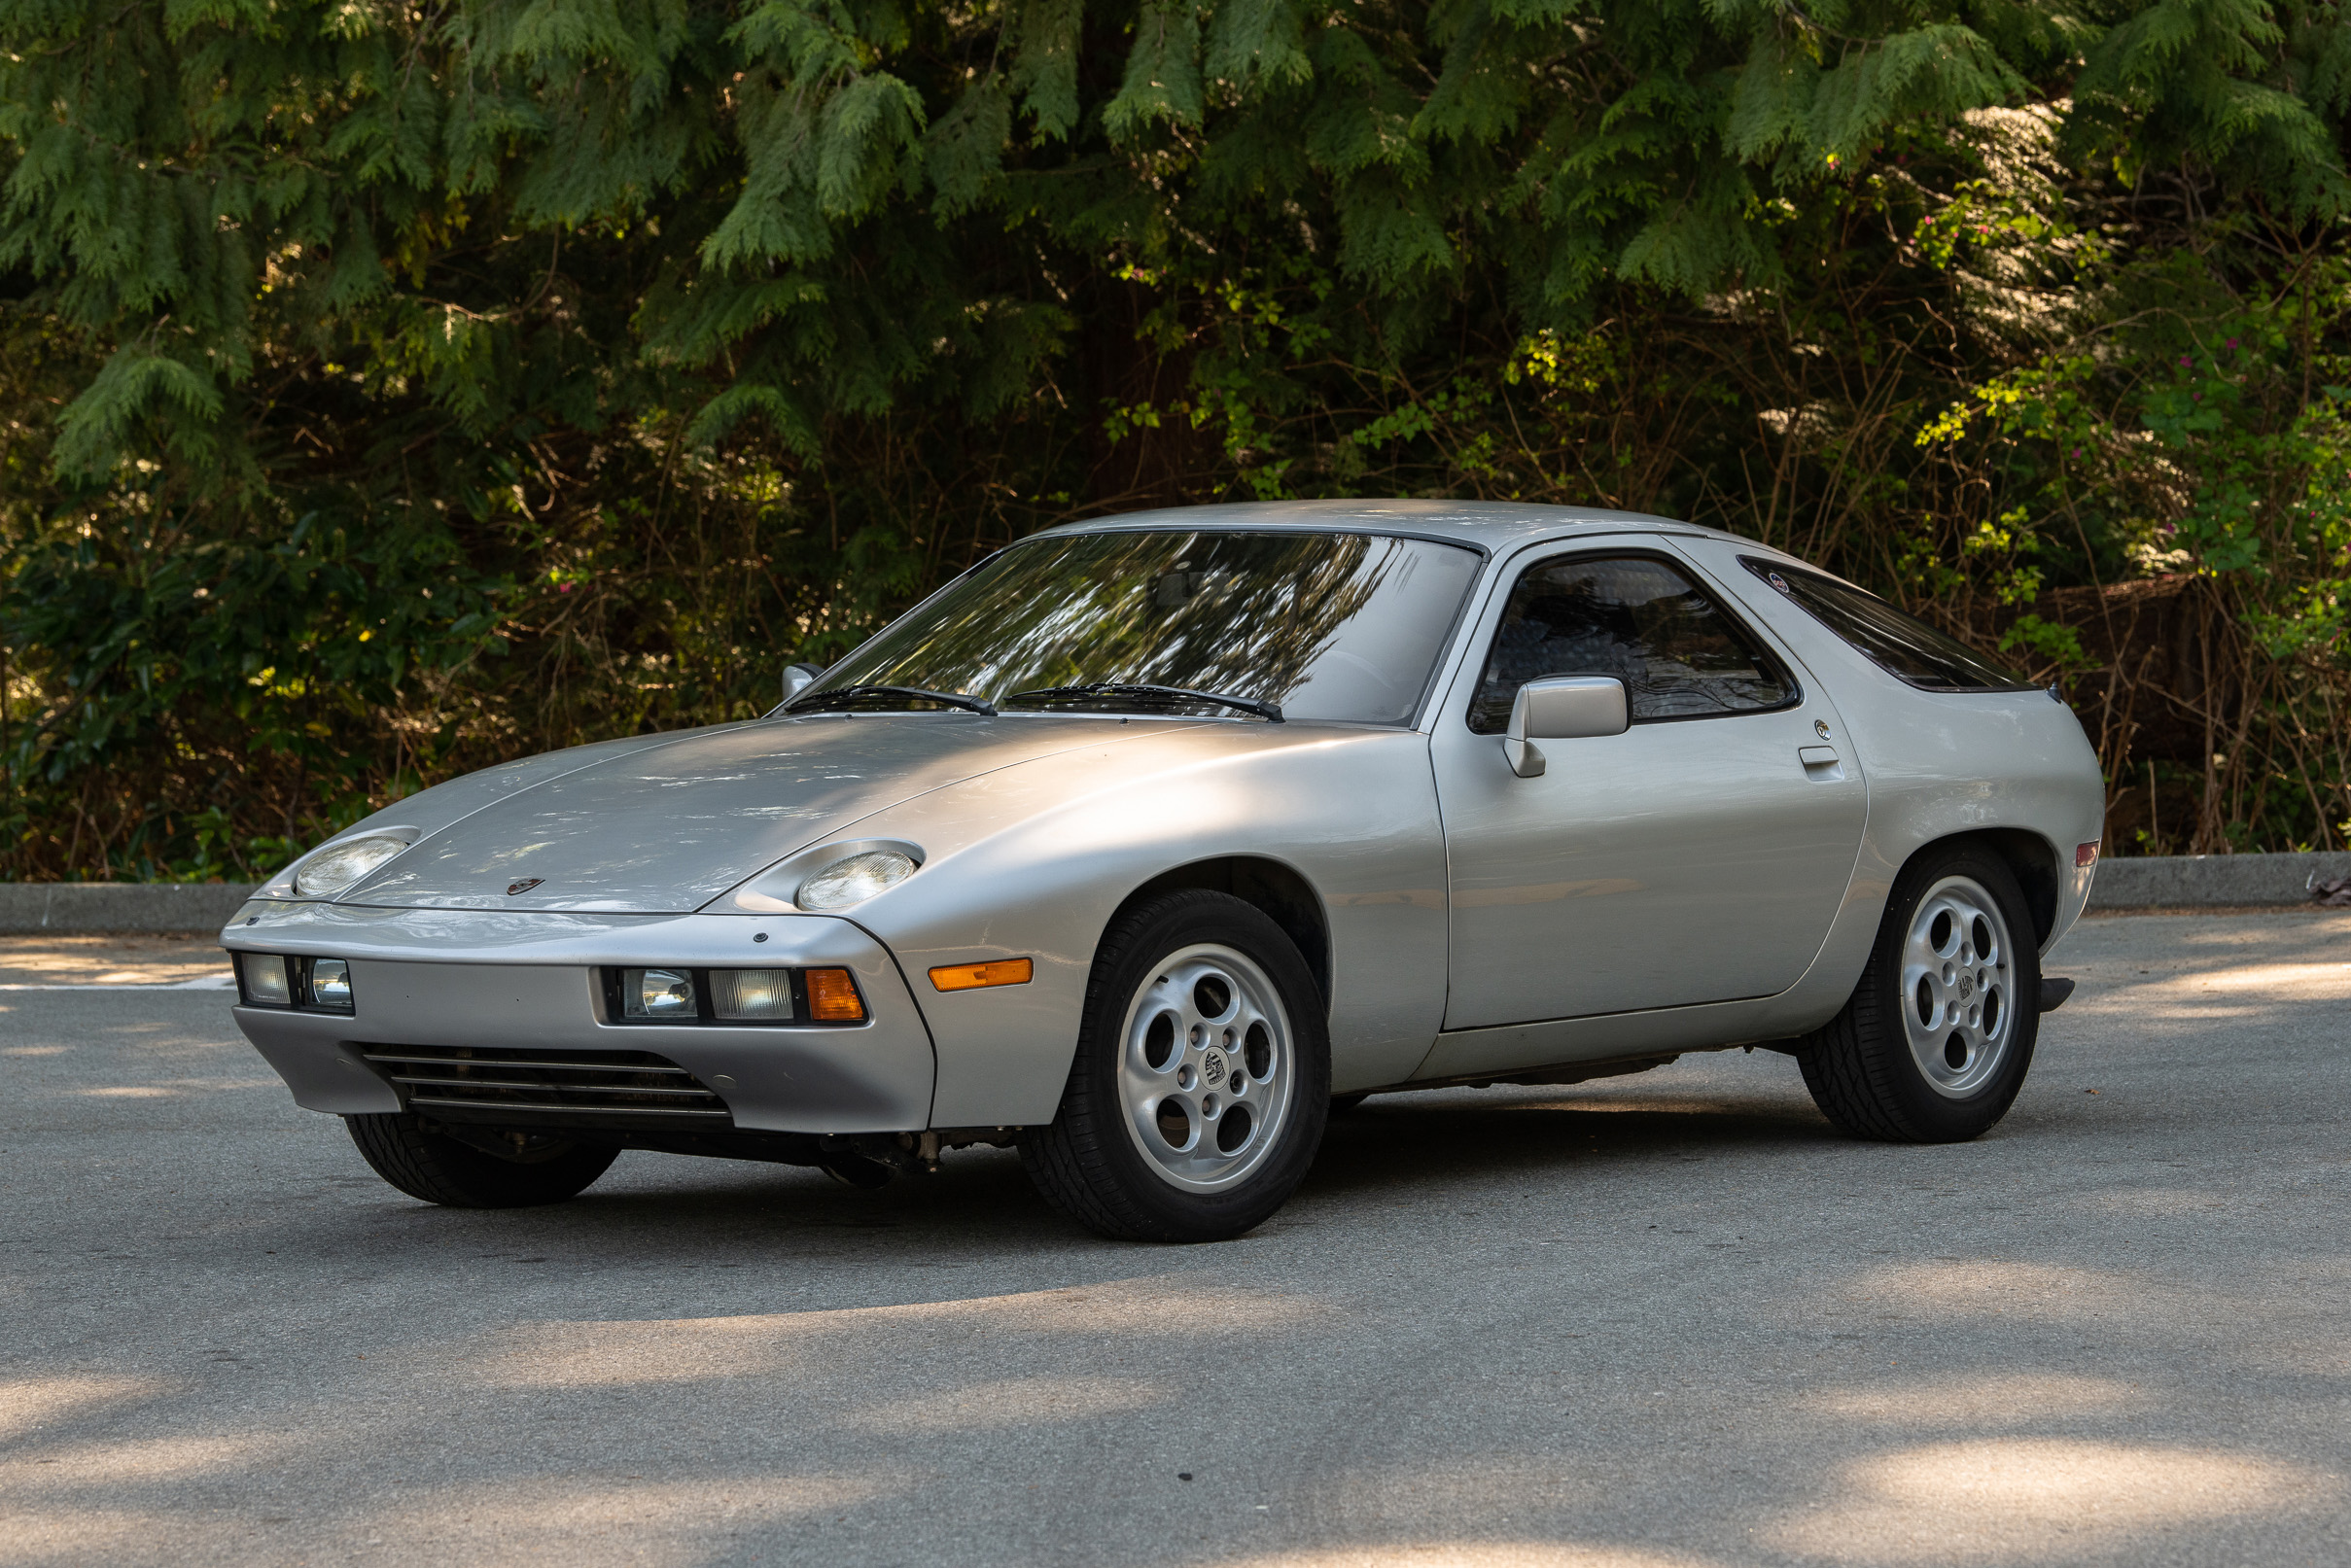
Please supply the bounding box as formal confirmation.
[223,502,2103,1240]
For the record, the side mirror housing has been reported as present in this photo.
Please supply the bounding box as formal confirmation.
[781,662,825,703]
[1504,676,1630,777]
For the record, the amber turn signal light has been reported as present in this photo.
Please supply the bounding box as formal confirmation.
[930,958,1035,993]
[804,967,866,1022]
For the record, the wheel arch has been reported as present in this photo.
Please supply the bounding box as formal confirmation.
[1108,856,1332,1010]
[1901,827,2062,944]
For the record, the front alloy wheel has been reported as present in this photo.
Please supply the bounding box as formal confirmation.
[1115,943,1299,1193]
[1025,890,1329,1241]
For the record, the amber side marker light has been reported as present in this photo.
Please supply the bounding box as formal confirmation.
[805,967,867,1022]
[930,958,1035,993]
[2077,841,2102,868]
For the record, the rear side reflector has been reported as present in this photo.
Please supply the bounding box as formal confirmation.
[2077,841,2101,868]
[930,958,1035,993]
[804,967,867,1022]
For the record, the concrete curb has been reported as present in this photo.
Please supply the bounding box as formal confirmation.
[0,883,261,933]
[2086,852,2351,911]
[0,851,2344,932]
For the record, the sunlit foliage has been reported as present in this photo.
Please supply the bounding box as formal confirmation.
[0,0,2346,876]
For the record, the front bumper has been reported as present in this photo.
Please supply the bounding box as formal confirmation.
[222,902,935,1134]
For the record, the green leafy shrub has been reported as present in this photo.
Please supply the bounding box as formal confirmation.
[0,0,2346,876]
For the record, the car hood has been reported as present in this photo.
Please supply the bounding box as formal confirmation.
[337,714,1181,914]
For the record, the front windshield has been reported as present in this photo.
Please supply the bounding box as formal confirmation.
[802,529,1484,725]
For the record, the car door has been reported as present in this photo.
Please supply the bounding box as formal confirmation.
[1432,544,1867,1031]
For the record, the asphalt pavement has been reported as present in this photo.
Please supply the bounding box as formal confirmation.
[3,910,2347,1567]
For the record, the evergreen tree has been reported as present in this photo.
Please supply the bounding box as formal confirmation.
[1,0,2346,874]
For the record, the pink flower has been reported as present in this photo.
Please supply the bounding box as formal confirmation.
[558,583,575,594]
[2227,337,2239,350]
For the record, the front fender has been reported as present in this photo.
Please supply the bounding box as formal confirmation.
[821,724,1450,1125]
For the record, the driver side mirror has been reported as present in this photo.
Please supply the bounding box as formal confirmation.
[781,661,825,703]
[1504,676,1629,778]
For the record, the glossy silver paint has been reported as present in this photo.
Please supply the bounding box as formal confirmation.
[1514,675,1630,740]
[223,902,934,1132]
[1504,675,1628,776]
[325,717,1148,913]
[823,719,1451,1120]
[223,501,2106,1146]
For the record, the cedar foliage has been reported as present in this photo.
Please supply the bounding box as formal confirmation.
[0,0,2346,877]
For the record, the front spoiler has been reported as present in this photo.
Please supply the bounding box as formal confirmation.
[222,902,937,1134]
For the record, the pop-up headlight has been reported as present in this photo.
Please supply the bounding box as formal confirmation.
[292,834,411,897]
[795,850,917,911]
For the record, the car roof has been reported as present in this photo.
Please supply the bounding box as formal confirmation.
[1027,499,1761,555]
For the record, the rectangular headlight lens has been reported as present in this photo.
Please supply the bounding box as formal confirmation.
[622,968,698,1020]
[711,969,793,1021]
[305,958,355,1013]
[237,953,292,1007]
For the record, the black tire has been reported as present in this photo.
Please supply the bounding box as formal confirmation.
[345,1113,618,1207]
[1800,843,2042,1142]
[1023,890,1331,1241]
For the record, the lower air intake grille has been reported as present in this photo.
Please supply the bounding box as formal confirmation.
[361,1044,731,1125]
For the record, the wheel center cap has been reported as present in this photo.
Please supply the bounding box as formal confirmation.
[1201,1050,1228,1087]
[1958,976,1975,999]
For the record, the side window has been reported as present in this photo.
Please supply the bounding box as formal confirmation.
[1466,554,1795,734]
[1739,556,2035,693]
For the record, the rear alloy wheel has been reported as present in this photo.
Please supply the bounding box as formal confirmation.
[345,1113,618,1207]
[1024,890,1330,1241]
[1800,845,2041,1142]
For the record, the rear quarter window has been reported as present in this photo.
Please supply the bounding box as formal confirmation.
[1740,557,2035,693]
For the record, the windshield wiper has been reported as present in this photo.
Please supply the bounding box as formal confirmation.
[787,683,998,716]
[1003,682,1283,722]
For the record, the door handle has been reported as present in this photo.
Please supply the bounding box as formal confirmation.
[1799,745,1843,780]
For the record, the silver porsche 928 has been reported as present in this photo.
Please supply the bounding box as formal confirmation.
[223,502,2104,1241]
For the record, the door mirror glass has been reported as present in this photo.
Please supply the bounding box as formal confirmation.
[781,662,825,702]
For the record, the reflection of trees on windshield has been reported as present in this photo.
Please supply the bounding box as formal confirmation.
[814,531,1471,723]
